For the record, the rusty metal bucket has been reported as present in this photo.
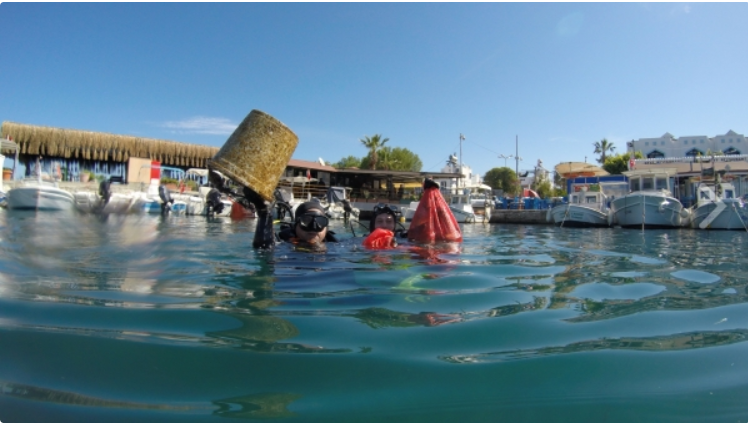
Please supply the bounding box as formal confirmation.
[208,110,299,202]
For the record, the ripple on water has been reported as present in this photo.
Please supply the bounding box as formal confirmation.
[569,282,666,301]
[671,269,721,284]
[630,255,668,265]
[610,271,649,278]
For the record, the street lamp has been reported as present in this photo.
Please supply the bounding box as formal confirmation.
[515,155,523,176]
[498,154,514,167]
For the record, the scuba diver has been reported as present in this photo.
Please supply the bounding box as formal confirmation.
[369,203,408,237]
[208,170,336,251]
[347,202,407,238]
[277,200,339,246]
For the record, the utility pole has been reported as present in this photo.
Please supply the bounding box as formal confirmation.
[515,135,519,176]
[459,133,465,190]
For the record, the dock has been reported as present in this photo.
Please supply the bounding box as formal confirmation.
[489,209,552,225]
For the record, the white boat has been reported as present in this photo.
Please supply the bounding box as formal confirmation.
[7,179,76,211]
[609,168,690,229]
[178,187,233,217]
[167,169,232,217]
[73,189,143,214]
[135,165,187,215]
[5,158,75,211]
[547,181,628,228]
[139,183,186,215]
[548,188,611,227]
[322,186,359,219]
[447,186,491,223]
[689,178,748,230]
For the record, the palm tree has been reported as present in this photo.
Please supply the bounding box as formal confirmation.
[377,147,401,171]
[360,134,389,170]
[593,138,616,165]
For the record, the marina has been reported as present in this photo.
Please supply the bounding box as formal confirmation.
[2,3,746,422]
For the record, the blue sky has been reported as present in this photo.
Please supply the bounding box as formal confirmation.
[1,2,746,178]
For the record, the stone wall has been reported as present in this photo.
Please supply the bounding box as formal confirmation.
[489,209,552,225]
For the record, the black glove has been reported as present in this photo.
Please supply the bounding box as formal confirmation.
[242,186,270,212]
[241,186,276,249]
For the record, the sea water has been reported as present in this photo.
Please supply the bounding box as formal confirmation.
[1,210,748,422]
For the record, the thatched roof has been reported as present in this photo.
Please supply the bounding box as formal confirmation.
[0,121,220,168]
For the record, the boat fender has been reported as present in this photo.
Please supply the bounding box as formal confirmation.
[545,208,552,222]
[680,208,690,219]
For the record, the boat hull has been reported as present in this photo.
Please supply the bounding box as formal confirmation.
[610,193,688,229]
[183,196,232,217]
[142,199,186,214]
[7,186,75,211]
[690,200,748,230]
[450,206,477,224]
[549,204,610,228]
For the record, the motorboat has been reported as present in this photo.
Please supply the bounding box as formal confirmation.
[322,186,359,219]
[547,181,628,228]
[5,158,75,211]
[609,168,690,229]
[169,169,233,217]
[138,183,186,215]
[180,186,233,217]
[689,177,748,230]
[548,187,610,227]
[6,179,76,211]
[446,187,491,223]
[74,189,143,214]
[134,164,187,215]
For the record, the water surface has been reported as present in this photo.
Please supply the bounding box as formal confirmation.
[1,211,748,422]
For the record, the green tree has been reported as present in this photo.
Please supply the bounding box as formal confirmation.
[377,147,398,170]
[602,151,643,175]
[531,171,553,199]
[483,167,519,196]
[361,147,423,172]
[360,134,389,170]
[333,156,361,169]
[388,147,422,172]
[593,138,616,165]
[553,172,567,197]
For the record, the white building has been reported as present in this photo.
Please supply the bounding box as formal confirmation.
[627,129,748,202]
[518,159,551,189]
[433,153,485,194]
[629,130,746,159]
